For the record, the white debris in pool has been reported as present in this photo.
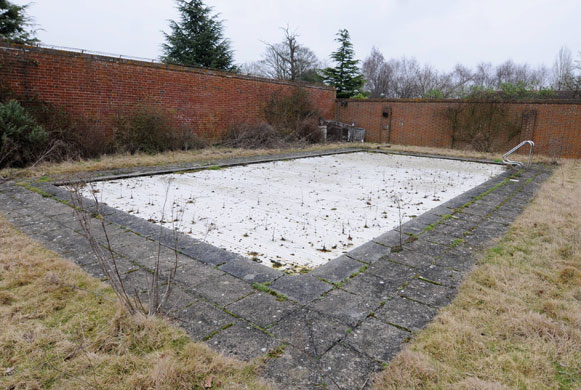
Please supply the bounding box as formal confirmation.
[83,153,504,271]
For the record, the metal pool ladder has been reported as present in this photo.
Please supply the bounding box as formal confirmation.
[502,140,535,168]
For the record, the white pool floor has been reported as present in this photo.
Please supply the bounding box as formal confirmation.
[83,152,505,271]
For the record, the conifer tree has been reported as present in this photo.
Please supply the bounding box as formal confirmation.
[322,29,364,98]
[0,0,38,45]
[162,0,235,71]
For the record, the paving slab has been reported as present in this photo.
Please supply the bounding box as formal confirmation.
[344,317,410,362]
[263,346,332,390]
[269,274,332,304]
[342,273,402,301]
[386,247,440,269]
[344,262,416,301]
[310,289,378,326]
[174,299,236,341]
[366,258,418,281]
[419,227,467,247]
[311,255,366,282]
[399,279,457,307]
[219,256,282,284]
[374,296,437,332]
[269,307,350,358]
[345,241,391,263]
[191,274,254,307]
[207,321,280,360]
[174,258,225,287]
[419,265,465,287]
[226,292,298,328]
[319,343,381,390]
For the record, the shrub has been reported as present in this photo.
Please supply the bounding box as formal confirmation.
[263,87,322,144]
[113,106,178,154]
[294,116,324,143]
[24,100,112,160]
[223,122,281,149]
[0,100,48,168]
[174,124,208,151]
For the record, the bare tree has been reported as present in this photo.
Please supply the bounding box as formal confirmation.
[553,47,574,90]
[362,47,391,97]
[362,47,556,99]
[239,61,264,77]
[552,46,581,97]
[363,50,455,98]
[253,26,320,81]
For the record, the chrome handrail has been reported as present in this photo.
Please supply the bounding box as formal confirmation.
[502,140,535,168]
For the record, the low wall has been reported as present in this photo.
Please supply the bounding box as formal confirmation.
[0,43,336,139]
[336,99,581,158]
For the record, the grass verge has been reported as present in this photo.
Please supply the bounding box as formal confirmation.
[374,161,581,389]
[1,142,557,181]
[0,216,271,390]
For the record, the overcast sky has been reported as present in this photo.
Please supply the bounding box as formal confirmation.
[13,0,581,71]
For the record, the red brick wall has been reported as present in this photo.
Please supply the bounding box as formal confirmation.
[2,44,579,158]
[336,99,581,158]
[0,44,336,139]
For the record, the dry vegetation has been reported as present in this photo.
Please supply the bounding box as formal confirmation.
[374,160,581,389]
[1,142,551,181]
[0,216,271,390]
[0,144,352,180]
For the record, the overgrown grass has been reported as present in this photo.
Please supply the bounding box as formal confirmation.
[374,161,581,389]
[1,141,561,182]
[0,217,271,390]
[0,144,354,180]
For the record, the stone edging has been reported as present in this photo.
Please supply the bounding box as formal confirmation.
[29,149,511,303]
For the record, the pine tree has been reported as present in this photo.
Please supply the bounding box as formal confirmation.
[322,29,364,98]
[162,0,235,71]
[0,0,38,45]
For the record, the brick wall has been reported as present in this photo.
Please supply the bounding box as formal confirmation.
[2,43,579,158]
[336,99,581,158]
[0,44,336,139]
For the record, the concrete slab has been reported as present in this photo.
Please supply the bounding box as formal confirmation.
[226,292,298,328]
[207,321,280,360]
[344,317,410,362]
[399,279,457,307]
[310,289,378,326]
[269,275,332,304]
[172,299,236,341]
[311,255,366,282]
[374,296,437,332]
[191,274,254,307]
[269,307,350,358]
[319,343,381,390]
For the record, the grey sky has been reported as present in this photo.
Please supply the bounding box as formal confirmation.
[13,0,581,71]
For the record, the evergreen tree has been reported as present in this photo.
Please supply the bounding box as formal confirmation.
[162,0,235,71]
[0,0,38,45]
[322,29,364,98]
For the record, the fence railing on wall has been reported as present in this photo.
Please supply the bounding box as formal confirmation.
[34,43,162,64]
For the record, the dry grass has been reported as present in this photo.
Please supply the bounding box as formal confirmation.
[0,144,352,180]
[0,216,271,390]
[0,142,556,181]
[374,160,581,389]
